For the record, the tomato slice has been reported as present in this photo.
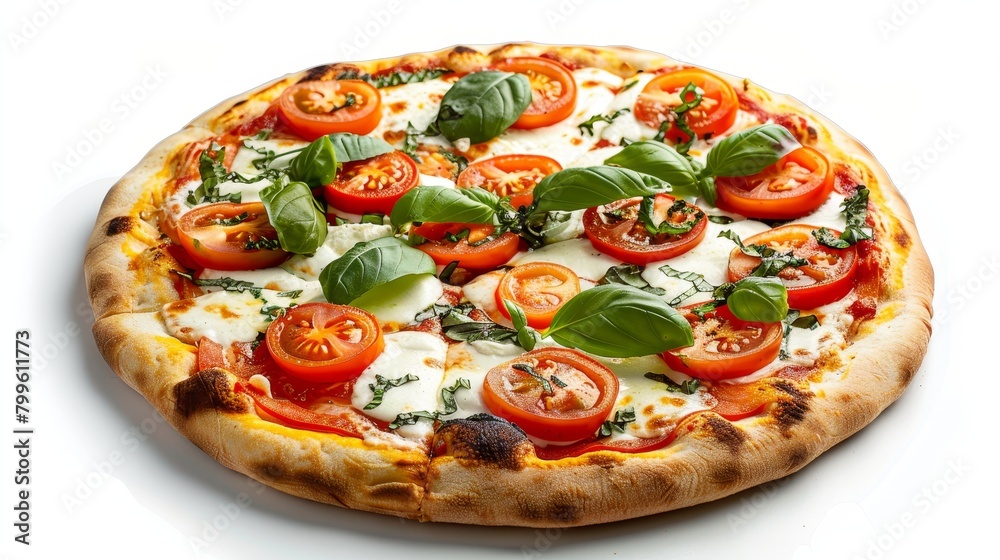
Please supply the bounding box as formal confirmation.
[236,381,368,438]
[495,57,577,129]
[716,147,835,220]
[456,154,562,210]
[177,202,289,271]
[728,224,859,309]
[495,262,581,329]
[663,305,782,380]
[634,68,738,142]
[583,194,707,265]
[277,80,382,140]
[482,348,619,443]
[265,303,384,382]
[534,430,678,460]
[411,223,521,270]
[324,151,419,214]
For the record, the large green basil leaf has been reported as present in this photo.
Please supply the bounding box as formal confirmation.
[545,285,693,358]
[436,71,531,144]
[604,141,700,199]
[725,277,789,323]
[259,180,327,254]
[287,136,339,188]
[531,166,669,215]
[326,133,394,163]
[704,124,799,178]
[390,185,496,230]
[319,237,436,304]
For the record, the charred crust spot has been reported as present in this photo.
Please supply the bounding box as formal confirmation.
[771,380,810,431]
[580,453,625,468]
[301,64,333,82]
[894,229,911,249]
[368,482,419,503]
[434,414,530,470]
[231,99,247,108]
[451,45,479,55]
[106,216,135,236]
[294,472,349,508]
[710,461,743,487]
[174,368,248,417]
[704,416,746,454]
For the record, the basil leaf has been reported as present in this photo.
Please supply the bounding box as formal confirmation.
[707,215,735,224]
[532,166,669,215]
[545,285,693,358]
[598,408,636,437]
[326,133,394,163]
[259,181,328,254]
[319,237,436,304]
[659,264,715,306]
[502,299,538,351]
[637,197,703,236]
[812,227,850,249]
[436,71,532,144]
[287,136,339,188]
[458,186,501,208]
[388,377,470,430]
[441,311,519,344]
[643,372,701,395]
[779,310,817,360]
[725,277,788,323]
[365,374,419,410]
[578,108,631,136]
[839,186,874,245]
[705,124,799,178]
[390,185,496,230]
[719,229,808,277]
[511,363,551,393]
[599,265,666,296]
[604,141,700,200]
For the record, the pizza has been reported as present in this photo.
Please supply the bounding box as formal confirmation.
[84,43,933,527]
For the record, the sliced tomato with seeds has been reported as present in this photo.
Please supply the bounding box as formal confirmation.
[457,154,561,209]
[583,194,707,265]
[265,303,384,383]
[495,57,578,129]
[236,381,370,438]
[709,380,786,421]
[634,68,738,142]
[324,151,418,214]
[277,80,382,140]
[411,223,521,270]
[727,224,858,310]
[177,202,289,271]
[716,147,835,220]
[495,262,581,329]
[482,348,619,443]
[663,304,782,381]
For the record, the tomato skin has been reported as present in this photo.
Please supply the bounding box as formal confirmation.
[236,381,369,438]
[634,68,739,142]
[277,80,382,140]
[663,305,782,381]
[727,224,859,310]
[716,147,835,220]
[324,151,419,214]
[177,202,289,271]
[482,348,619,443]
[495,262,581,329]
[534,430,677,460]
[456,154,561,210]
[494,57,578,129]
[583,195,707,265]
[265,303,384,383]
[412,223,522,270]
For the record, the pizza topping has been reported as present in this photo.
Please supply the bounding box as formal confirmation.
[495,262,581,329]
[456,154,562,210]
[259,180,329,255]
[726,224,859,310]
[319,237,436,304]
[177,202,290,270]
[434,70,532,144]
[583,195,707,265]
[186,144,243,207]
[482,348,619,443]
[265,302,385,382]
[662,304,783,380]
[634,68,739,146]
[163,289,306,348]
[494,57,578,130]
[812,185,873,248]
[716,146,835,220]
[324,151,419,214]
[578,108,631,137]
[411,223,522,270]
[277,80,383,139]
[348,273,444,327]
[238,381,370,438]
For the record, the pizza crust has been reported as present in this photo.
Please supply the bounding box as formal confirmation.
[84,43,933,527]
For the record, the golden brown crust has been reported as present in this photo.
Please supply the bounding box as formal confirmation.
[84,43,933,528]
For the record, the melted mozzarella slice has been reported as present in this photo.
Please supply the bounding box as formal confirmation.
[351,331,449,440]
[789,192,848,232]
[162,288,305,348]
[282,223,393,280]
[350,274,444,327]
[512,238,621,282]
[370,79,454,145]
[197,267,319,295]
[443,340,525,418]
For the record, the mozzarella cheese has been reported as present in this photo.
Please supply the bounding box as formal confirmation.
[162,288,307,349]
[512,238,621,281]
[282,223,393,280]
[350,331,449,440]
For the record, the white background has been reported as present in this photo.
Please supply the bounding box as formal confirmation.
[1,0,993,558]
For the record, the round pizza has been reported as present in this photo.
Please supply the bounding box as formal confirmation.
[84,43,933,527]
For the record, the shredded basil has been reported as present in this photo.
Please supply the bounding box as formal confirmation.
[599,264,666,296]
[365,374,419,410]
[598,408,637,438]
[718,229,809,277]
[388,378,470,429]
[578,108,631,136]
[511,363,552,394]
[643,372,701,395]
